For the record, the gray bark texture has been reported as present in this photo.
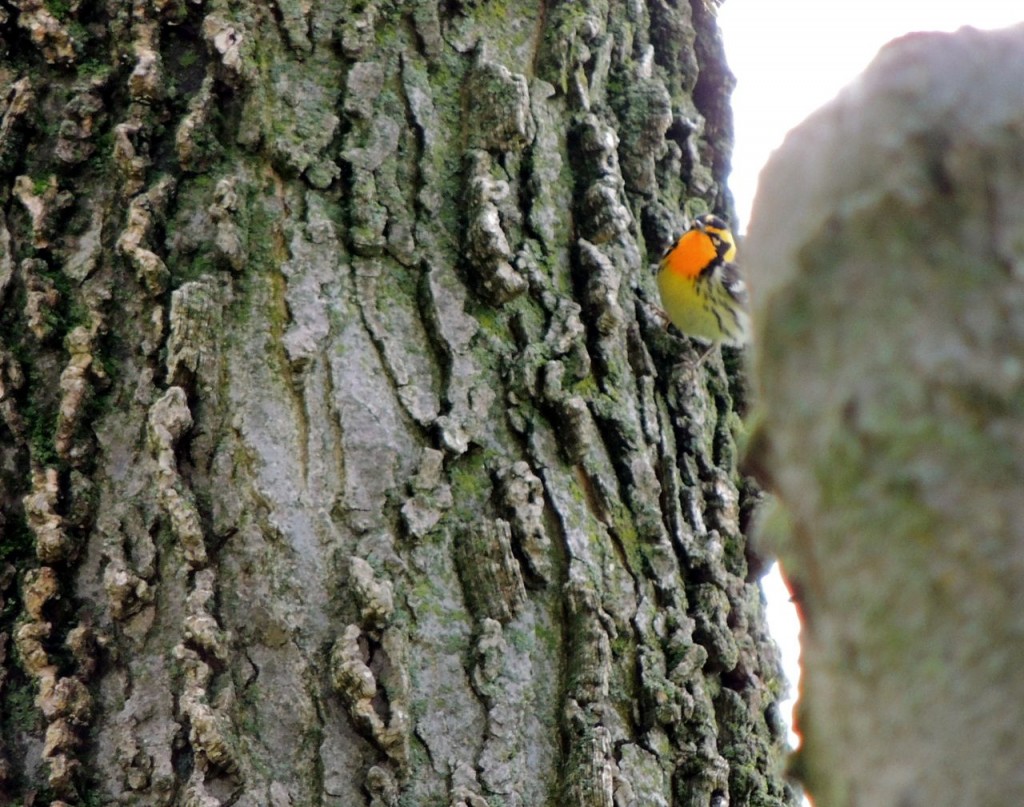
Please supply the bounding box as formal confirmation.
[745,23,1024,807]
[0,2,793,806]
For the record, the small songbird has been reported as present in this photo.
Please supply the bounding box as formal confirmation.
[656,213,750,361]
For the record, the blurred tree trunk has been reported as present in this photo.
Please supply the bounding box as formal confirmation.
[746,24,1024,807]
[0,1,793,805]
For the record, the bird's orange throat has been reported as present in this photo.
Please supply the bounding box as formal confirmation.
[663,230,717,280]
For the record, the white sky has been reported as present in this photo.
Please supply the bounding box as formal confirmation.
[719,1,1024,230]
[717,0,1024,757]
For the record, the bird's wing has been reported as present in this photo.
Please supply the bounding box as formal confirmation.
[719,261,748,308]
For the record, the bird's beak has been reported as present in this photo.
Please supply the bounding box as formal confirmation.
[692,219,706,232]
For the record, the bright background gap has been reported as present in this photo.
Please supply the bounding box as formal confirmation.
[716,0,1024,787]
[719,2,1024,231]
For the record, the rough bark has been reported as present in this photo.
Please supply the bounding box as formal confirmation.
[0,2,792,806]
[746,23,1024,807]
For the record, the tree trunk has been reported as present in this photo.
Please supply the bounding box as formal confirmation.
[745,23,1024,807]
[0,2,793,806]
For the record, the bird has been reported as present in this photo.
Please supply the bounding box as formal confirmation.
[656,213,750,364]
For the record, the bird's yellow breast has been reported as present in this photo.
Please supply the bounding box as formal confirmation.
[657,263,725,341]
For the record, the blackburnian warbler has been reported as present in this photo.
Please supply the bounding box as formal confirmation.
[656,213,749,359]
